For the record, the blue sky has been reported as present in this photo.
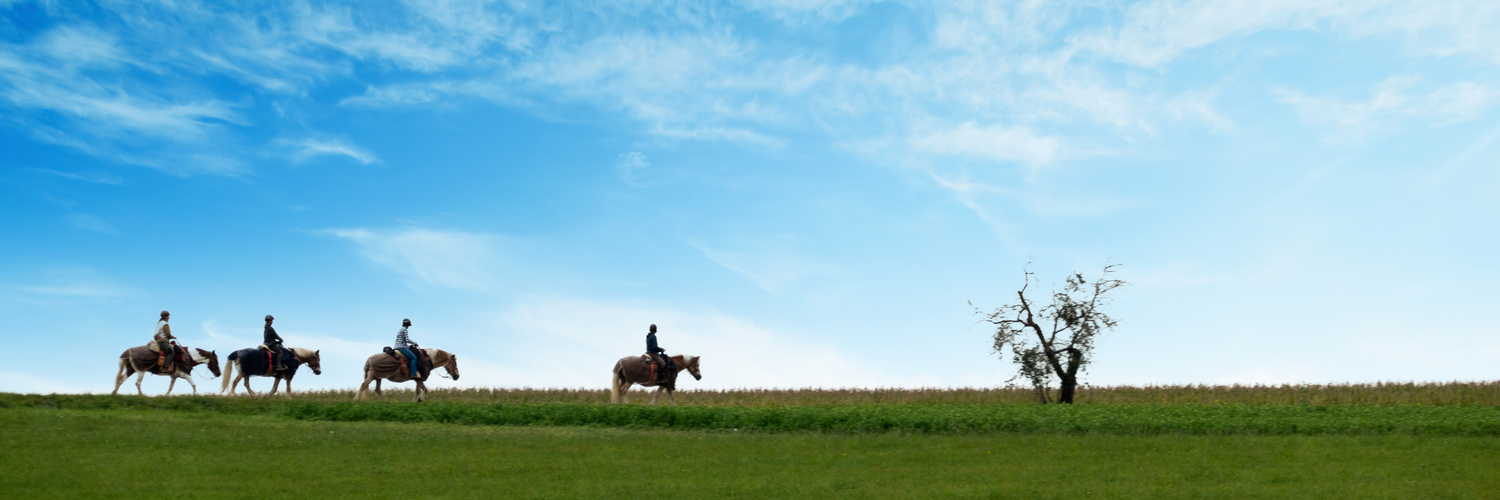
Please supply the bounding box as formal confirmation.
[3,1,1497,394]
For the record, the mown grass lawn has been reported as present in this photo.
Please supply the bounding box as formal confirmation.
[4,408,1497,499]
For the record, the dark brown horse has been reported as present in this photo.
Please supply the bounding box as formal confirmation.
[112,345,221,396]
[354,348,459,402]
[610,354,701,405]
[220,347,321,398]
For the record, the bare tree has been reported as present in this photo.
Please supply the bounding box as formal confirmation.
[973,264,1126,404]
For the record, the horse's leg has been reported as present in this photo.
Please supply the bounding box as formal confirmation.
[649,386,661,405]
[282,377,293,400]
[181,372,198,395]
[413,381,424,403]
[242,375,254,396]
[134,368,147,396]
[112,360,130,395]
[166,375,177,396]
[356,373,373,401]
[375,379,383,399]
[621,382,631,404]
[668,389,677,406]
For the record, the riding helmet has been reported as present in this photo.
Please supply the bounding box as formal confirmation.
[649,324,657,333]
[402,318,412,326]
[265,314,275,321]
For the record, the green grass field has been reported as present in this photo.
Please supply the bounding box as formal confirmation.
[4,408,1498,499]
[5,388,1498,498]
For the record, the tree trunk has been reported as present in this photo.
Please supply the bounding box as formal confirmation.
[1057,348,1083,404]
[1057,376,1076,404]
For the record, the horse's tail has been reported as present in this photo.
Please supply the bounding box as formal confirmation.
[221,352,239,393]
[118,350,136,377]
[610,360,624,404]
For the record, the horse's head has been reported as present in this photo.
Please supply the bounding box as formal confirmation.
[433,349,459,381]
[296,348,322,375]
[199,348,221,378]
[444,353,460,381]
[685,355,701,381]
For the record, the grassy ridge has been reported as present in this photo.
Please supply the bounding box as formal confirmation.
[180,381,1500,406]
[281,401,1500,435]
[6,393,1498,435]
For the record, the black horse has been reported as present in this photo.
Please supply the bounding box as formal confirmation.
[221,346,321,398]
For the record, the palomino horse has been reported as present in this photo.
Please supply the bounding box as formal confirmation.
[354,348,459,402]
[112,344,221,396]
[610,354,701,405]
[220,347,321,398]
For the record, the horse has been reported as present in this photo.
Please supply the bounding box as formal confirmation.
[353,348,459,402]
[220,346,321,398]
[112,344,221,396]
[610,354,701,405]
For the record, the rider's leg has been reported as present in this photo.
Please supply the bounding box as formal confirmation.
[157,341,172,372]
[396,348,415,378]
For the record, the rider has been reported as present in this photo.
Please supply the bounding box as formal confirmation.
[151,310,176,372]
[264,314,287,371]
[394,318,421,379]
[645,324,674,383]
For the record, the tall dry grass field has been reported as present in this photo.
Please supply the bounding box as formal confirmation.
[284,381,1500,406]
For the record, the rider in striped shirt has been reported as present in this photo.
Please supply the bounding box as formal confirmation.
[395,319,421,379]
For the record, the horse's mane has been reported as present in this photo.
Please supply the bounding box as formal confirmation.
[289,347,315,359]
[420,348,449,363]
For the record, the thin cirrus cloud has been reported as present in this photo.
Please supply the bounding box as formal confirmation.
[686,237,826,295]
[288,138,380,166]
[616,151,650,187]
[67,214,119,235]
[0,1,1254,178]
[1276,77,1500,144]
[30,168,125,185]
[325,227,505,294]
[1069,1,1500,68]
[909,122,1063,169]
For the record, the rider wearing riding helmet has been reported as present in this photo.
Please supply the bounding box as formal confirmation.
[152,310,176,372]
[645,324,674,383]
[264,314,287,371]
[395,318,422,379]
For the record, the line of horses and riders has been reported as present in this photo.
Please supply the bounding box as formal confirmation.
[112,312,703,404]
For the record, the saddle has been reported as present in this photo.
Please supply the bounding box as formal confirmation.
[643,353,674,385]
[387,347,432,380]
[154,342,187,374]
[257,344,292,370]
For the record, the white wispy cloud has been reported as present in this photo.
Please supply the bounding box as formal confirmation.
[288,138,380,165]
[30,168,125,185]
[1069,0,1338,68]
[742,0,877,26]
[1277,77,1500,144]
[910,121,1063,169]
[686,236,827,295]
[13,269,134,298]
[616,151,650,187]
[67,214,119,235]
[325,227,507,294]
